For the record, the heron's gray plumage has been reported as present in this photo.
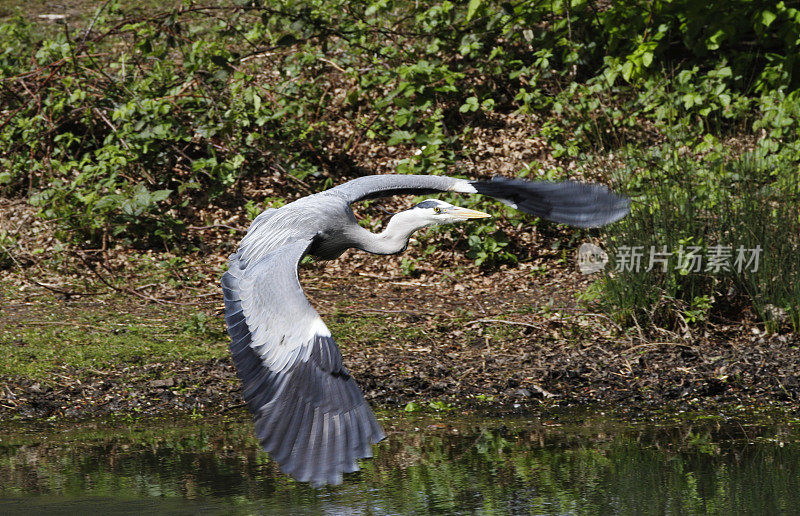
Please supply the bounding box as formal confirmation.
[223,238,384,486]
[222,173,630,486]
[323,173,631,228]
[326,173,465,203]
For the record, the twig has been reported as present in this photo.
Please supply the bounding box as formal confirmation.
[442,272,486,314]
[356,272,396,280]
[389,281,438,287]
[0,239,94,297]
[317,57,346,73]
[282,172,315,195]
[0,53,109,83]
[348,308,424,316]
[467,318,546,331]
[194,291,221,298]
[75,253,194,306]
[216,402,247,414]
[239,50,279,63]
[620,341,695,355]
[186,224,245,232]
[24,321,151,330]
[736,421,750,441]
[93,107,131,151]
[81,0,114,45]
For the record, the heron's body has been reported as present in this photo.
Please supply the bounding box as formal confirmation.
[238,177,468,263]
[222,173,630,486]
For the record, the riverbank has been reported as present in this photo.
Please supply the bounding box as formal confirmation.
[2,0,799,424]
[2,254,798,421]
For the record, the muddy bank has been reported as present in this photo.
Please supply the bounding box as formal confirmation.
[3,312,799,420]
[2,252,799,420]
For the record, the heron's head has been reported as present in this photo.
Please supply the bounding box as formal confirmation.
[407,199,491,226]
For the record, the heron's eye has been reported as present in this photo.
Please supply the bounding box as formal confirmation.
[433,207,441,214]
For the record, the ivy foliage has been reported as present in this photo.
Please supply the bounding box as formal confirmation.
[0,1,799,330]
[2,0,800,247]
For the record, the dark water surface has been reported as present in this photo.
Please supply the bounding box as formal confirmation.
[1,408,799,514]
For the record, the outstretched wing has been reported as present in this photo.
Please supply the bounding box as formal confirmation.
[222,239,385,486]
[328,174,630,228]
[328,174,463,202]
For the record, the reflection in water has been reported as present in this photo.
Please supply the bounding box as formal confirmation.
[0,409,799,514]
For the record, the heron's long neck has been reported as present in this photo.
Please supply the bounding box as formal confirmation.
[358,211,426,255]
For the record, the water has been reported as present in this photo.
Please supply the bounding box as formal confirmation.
[1,408,799,514]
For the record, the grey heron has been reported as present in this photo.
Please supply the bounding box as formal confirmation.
[222,173,629,486]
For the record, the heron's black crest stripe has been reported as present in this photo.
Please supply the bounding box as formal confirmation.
[470,177,630,228]
[413,200,441,209]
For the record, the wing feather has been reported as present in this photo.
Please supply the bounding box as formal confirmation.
[222,173,629,486]
[470,177,630,228]
[280,401,313,477]
[222,239,385,486]
[325,173,629,228]
[327,173,461,203]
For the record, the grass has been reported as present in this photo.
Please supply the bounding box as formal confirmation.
[0,281,475,382]
[329,312,441,349]
[0,264,562,386]
[594,151,800,334]
[0,285,229,381]
[0,271,571,383]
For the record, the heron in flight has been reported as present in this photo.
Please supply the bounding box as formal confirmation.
[222,173,629,485]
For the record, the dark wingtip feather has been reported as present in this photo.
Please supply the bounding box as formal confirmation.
[472,178,631,228]
[237,337,385,486]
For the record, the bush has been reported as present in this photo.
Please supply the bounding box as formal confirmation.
[1,7,328,245]
[1,1,800,335]
[3,1,800,245]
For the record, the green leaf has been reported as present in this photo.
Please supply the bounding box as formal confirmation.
[459,96,479,113]
[387,130,414,146]
[706,29,726,50]
[621,60,635,82]
[150,189,172,203]
[428,400,453,411]
[404,401,420,412]
[467,0,482,21]
[760,10,777,27]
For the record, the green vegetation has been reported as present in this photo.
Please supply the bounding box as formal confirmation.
[0,0,798,335]
[0,289,229,380]
[595,153,800,333]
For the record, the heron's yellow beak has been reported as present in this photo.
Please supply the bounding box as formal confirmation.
[449,206,492,219]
